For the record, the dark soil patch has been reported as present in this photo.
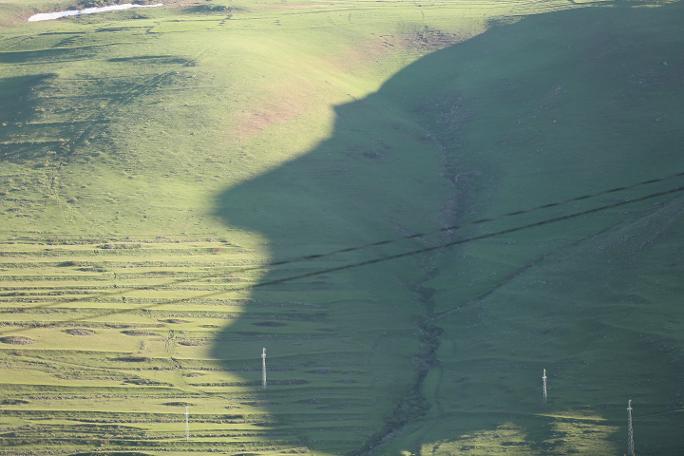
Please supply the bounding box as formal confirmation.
[64,328,95,336]
[121,329,154,336]
[123,377,168,386]
[57,261,78,267]
[162,401,192,407]
[0,399,29,405]
[78,265,107,272]
[183,4,232,14]
[160,318,189,324]
[0,336,33,345]
[113,356,150,363]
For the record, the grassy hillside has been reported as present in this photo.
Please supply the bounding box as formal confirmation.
[1,0,683,455]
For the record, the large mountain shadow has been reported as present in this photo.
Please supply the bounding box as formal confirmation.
[212,2,684,454]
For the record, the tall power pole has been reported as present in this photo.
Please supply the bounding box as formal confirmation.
[627,399,635,456]
[262,347,267,389]
[542,368,548,404]
[185,405,190,442]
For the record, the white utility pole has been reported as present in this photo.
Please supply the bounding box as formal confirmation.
[262,347,267,389]
[627,399,635,456]
[542,368,548,404]
[184,405,190,442]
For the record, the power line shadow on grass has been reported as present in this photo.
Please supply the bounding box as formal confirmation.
[0,184,680,337]
[5,167,683,318]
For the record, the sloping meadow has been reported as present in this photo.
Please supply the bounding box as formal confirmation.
[1,1,683,455]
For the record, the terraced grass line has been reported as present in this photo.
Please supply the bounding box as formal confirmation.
[0,233,387,454]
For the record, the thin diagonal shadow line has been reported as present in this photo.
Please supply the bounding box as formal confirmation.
[11,170,684,314]
[2,184,682,336]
